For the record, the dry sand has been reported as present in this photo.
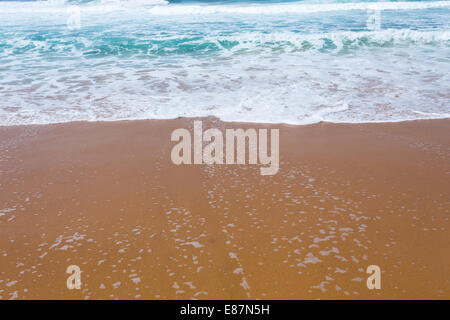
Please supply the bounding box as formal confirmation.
[0,118,449,299]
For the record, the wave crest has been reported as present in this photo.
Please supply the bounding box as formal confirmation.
[2,30,448,57]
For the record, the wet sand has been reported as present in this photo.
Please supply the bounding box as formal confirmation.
[0,118,449,300]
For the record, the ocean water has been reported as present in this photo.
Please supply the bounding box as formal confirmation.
[0,0,449,125]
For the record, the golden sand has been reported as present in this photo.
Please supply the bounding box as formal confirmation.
[0,118,449,299]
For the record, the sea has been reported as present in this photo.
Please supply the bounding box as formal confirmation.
[0,0,449,125]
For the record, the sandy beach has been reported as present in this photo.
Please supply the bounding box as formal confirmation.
[0,118,449,299]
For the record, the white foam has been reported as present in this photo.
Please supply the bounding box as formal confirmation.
[148,1,450,16]
[0,0,168,13]
[99,0,168,6]
[182,241,204,248]
[0,2,448,126]
[6,281,18,287]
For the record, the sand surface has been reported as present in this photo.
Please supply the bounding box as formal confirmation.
[0,118,449,299]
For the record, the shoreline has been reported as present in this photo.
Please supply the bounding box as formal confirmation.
[0,117,449,299]
[1,115,449,129]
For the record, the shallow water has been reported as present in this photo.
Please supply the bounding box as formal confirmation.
[0,0,449,125]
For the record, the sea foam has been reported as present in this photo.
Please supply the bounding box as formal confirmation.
[0,1,449,126]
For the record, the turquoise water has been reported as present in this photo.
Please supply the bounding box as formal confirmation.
[0,0,449,125]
